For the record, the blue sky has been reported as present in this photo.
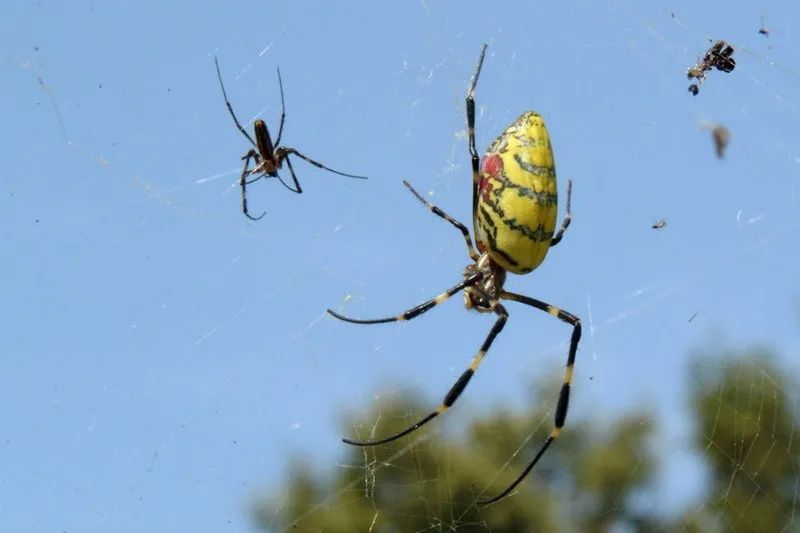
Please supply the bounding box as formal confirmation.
[2,1,799,531]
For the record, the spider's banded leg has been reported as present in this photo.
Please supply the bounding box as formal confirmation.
[214,57,257,149]
[327,272,482,325]
[344,305,508,447]
[550,179,573,247]
[278,157,303,193]
[274,67,286,148]
[478,291,581,505]
[467,44,488,226]
[240,150,266,221]
[245,174,266,185]
[280,148,368,180]
[402,180,479,260]
[243,147,264,184]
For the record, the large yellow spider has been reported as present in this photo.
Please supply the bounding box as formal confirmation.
[327,44,581,505]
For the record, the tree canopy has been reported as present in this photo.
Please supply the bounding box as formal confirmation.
[255,349,799,532]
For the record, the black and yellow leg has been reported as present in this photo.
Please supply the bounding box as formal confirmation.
[343,305,508,446]
[467,44,487,228]
[550,178,573,247]
[327,272,483,325]
[402,180,479,260]
[239,149,266,221]
[477,291,581,505]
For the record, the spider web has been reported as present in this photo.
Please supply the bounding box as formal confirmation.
[260,2,800,531]
[4,1,799,532]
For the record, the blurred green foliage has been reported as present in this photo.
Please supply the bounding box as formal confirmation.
[677,350,800,533]
[254,349,799,532]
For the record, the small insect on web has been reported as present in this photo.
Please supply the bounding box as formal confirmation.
[710,124,731,159]
[686,40,736,95]
[758,15,769,37]
[327,44,581,505]
[214,57,368,220]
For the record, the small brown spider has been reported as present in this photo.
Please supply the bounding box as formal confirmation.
[214,57,367,220]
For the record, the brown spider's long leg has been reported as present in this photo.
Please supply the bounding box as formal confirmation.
[279,157,303,193]
[280,148,368,180]
[477,291,582,505]
[214,57,258,149]
[244,174,266,185]
[550,179,573,247]
[344,305,508,447]
[402,180,479,260]
[240,149,266,221]
[273,67,287,148]
[327,272,482,325]
[467,44,487,230]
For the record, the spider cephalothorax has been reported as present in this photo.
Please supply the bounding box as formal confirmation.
[463,254,506,312]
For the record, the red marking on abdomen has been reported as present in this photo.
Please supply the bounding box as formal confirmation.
[479,154,503,202]
[481,154,503,176]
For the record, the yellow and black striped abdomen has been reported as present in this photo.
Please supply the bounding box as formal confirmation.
[474,112,558,274]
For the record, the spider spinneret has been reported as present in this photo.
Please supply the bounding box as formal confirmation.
[214,57,367,220]
[327,44,581,505]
